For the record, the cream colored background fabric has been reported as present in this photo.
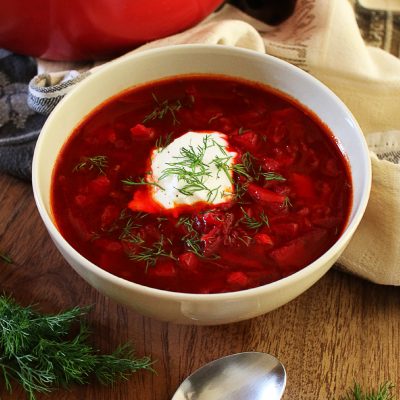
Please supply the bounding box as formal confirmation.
[32,0,400,285]
[358,0,400,11]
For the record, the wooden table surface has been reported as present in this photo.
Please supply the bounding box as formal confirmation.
[1,171,399,400]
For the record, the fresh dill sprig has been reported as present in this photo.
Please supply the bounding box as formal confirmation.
[260,172,286,181]
[283,196,293,208]
[73,155,108,174]
[0,251,12,264]
[143,93,182,125]
[240,207,269,230]
[178,217,203,258]
[212,155,234,183]
[232,152,286,183]
[0,295,153,400]
[155,131,174,150]
[237,234,253,247]
[121,177,164,190]
[177,216,221,260]
[339,382,395,400]
[118,218,144,244]
[231,163,253,180]
[128,236,176,268]
[208,114,222,124]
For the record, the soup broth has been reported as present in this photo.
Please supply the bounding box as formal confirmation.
[51,75,352,294]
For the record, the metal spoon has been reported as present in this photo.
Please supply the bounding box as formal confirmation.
[171,352,286,400]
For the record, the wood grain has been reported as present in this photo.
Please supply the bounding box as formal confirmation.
[1,171,399,400]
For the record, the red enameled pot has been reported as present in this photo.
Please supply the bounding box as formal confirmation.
[0,0,224,61]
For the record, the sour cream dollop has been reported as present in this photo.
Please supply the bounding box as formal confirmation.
[149,131,237,209]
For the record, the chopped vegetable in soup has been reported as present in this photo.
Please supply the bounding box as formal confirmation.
[51,75,352,294]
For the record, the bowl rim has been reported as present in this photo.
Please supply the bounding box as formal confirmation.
[32,44,372,301]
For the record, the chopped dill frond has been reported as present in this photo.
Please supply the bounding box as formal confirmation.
[0,251,12,264]
[73,155,108,174]
[240,207,269,230]
[143,93,182,125]
[121,177,164,190]
[127,236,176,268]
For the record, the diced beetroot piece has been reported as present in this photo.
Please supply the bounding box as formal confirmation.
[311,216,342,229]
[312,204,331,217]
[323,159,340,177]
[239,110,263,122]
[105,127,117,143]
[109,190,125,201]
[254,233,274,247]
[236,174,247,185]
[303,218,312,229]
[270,228,328,272]
[202,211,224,227]
[291,173,316,199]
[84,126,117,145]
[227,271,250,289]
[143,224,161,241]
[148,260,177,278]
[121,240,139,255]
[267,201,290,215]
[212,116,233,132]
[273,185,291,197]
[89,175,111,197]
[262,157,281,172]
[272,107,302,120]
[201,226,223,257]
[130,123,155,141]
[185,85,198,98]
[221,213,234,236]
[297,207,310,216]
[114,139,127,149]
[267,118,287,144]
[100,204,120,227]
[247,269,282,286]
[271,223,299,238]
[318,182,332,199]
[232,131,259,151]
[247,183,286,204]
[275,152,296,167]
[218,248,265,270]
[304,148,319,169]
[270,108,306,140]
[74,194,90,208]
[178,252,199,273]
[95,238,122,252]
[66,211,92,242]
[225,228,250,247]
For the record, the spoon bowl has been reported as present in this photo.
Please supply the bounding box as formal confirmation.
[172,352,286,400]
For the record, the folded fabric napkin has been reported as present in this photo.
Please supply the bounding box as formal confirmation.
[1,0,399,285]
[0,50,47,179]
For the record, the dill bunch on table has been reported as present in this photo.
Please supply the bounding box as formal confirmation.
[340,382,396,400]
[0,294,153,400]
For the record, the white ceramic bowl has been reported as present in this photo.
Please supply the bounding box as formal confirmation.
[32,45,371,325]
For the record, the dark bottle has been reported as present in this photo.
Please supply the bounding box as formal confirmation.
[229,0,297,25]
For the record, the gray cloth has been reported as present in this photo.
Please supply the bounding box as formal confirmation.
[0,50,46,180]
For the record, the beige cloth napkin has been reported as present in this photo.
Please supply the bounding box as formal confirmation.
[358,0,400,11]
[32,0,400,285]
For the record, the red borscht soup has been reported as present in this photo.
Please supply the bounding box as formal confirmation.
[51,75,352,294]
